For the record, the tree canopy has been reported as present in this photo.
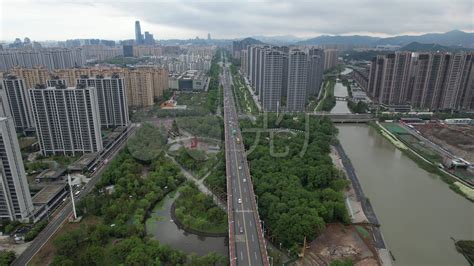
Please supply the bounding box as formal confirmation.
[240,114,350,254]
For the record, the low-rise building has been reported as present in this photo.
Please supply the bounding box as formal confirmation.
[35,168,66,183]
[169,70,208,91]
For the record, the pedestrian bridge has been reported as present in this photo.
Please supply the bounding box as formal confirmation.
[311,112,376,123]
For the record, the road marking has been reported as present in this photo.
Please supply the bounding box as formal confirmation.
[252,234,255,242]
[235,209,254,213]
[241,251,243,261]
[233,133,252,266]
[255,251,258,260]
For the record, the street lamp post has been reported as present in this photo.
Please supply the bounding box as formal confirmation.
[67,174,78,220]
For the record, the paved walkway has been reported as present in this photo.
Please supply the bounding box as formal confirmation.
[166,154,227,211]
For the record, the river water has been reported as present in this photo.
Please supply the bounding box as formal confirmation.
[337,124,474,266]
[331,68,352,114]
[331,82,351,114]
[145,192,228,256]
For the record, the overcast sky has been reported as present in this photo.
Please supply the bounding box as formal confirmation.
[1,0,473,41]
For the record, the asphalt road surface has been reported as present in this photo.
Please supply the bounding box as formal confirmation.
[221,56,268,266]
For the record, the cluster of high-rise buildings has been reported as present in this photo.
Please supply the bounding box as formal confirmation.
[1,73,129,152]
[353,51,474,111]
[0,48,86,71]
[7,66,168,108]
[0,67,137,220]
[241,45,326,112]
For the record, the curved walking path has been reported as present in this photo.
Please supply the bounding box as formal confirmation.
[165,154,227,211]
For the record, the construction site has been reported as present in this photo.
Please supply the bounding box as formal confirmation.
[380,119,474,193]
[413,123,474,163]
[295,224,380,266]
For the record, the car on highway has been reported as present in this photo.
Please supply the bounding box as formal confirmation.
[238,166,242,170]
[240,227,243,233]
[238,198,242,204]
[243,178,246,182]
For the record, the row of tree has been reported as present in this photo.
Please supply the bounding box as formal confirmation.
[206,51,222,114]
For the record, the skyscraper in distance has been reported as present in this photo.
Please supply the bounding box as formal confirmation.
[135,21,144,45]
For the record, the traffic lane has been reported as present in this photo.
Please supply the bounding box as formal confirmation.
[233,178,251,263]
[223,64,265,265]
[231,128,258,265]
[231,138,250,260]
[233,139,263,265]
[227,129,248,262]
[232,129,263,264]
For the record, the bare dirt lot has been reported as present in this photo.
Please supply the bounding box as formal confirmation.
[295,223,379,266]
[414,124,474,163]
[0,236,31,256]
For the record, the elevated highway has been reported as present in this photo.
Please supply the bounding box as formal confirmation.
[222,56,269,266]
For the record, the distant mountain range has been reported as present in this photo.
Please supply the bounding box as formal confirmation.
[250,35,305,45]
[400,42,471,52]
[157,30,473,49]
[296,35,381,46]
[290,30,473,48]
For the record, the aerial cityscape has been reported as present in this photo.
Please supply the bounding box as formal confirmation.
[0,0,473,265]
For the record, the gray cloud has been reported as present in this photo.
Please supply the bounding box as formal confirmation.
[2,0,473,40]
[111,0,472,38]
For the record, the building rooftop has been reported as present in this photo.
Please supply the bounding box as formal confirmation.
[35,168,66,181]
[32,183,67,205]
[68,152,99,171]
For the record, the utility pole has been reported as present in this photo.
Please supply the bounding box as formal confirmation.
[277,100,280,116]
[68,174,78,220]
